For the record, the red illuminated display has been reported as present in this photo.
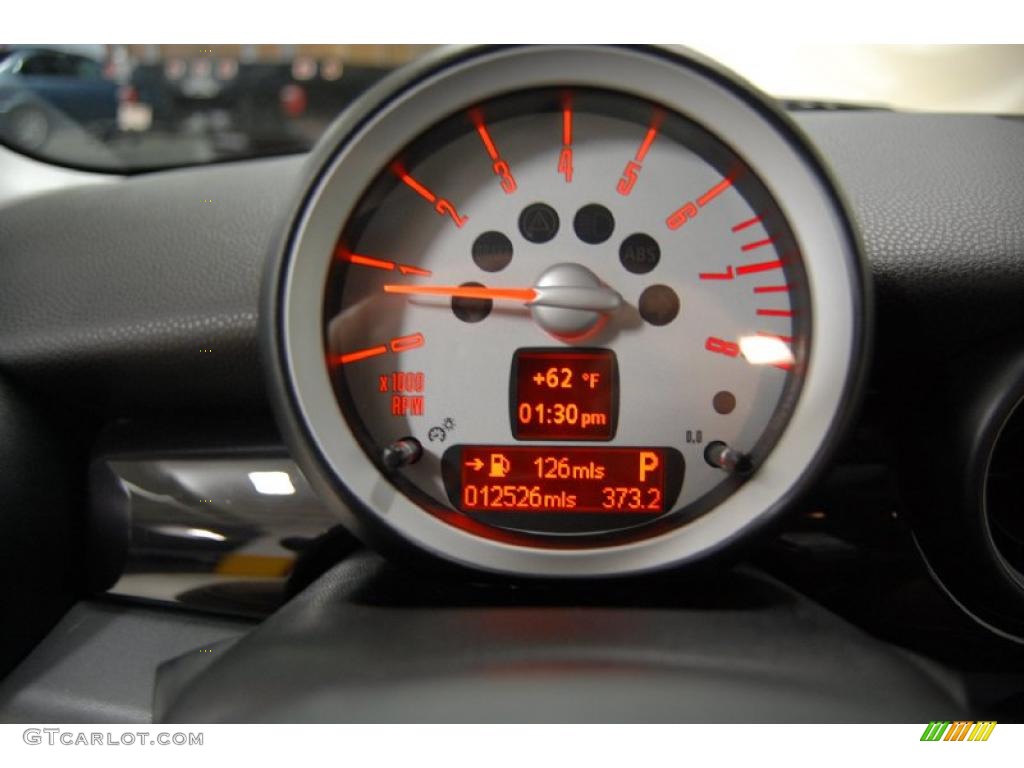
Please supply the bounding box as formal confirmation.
[512,349,617,440]
[459,446,666,514]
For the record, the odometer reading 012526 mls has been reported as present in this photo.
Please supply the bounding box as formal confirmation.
[321,83,814,540]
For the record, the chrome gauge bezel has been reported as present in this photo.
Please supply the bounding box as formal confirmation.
[267,45,870,577]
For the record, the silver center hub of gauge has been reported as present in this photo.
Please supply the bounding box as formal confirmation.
[531,263,619,339]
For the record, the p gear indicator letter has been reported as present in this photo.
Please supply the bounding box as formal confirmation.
[511,349,618,440]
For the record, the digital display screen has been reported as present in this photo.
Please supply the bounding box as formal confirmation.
[511,349,618,441]
[456,446,669,514]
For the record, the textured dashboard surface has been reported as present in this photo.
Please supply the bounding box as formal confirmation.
[157,552,965,723]
[0,601,252,723]
[0,156,302,417]
[795,113,1024,356]
[1,114,1023,417]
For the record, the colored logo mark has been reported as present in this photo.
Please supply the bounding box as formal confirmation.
[920,721,997,741]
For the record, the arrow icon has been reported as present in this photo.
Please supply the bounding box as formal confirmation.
[465,458,484,471]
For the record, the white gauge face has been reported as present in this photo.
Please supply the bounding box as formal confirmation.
[323,88,809,543]
[273,45,865,575]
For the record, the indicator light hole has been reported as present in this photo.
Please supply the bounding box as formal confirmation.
[519,203,559,244]
[713,391,736,415]
[619,233,660,274]
[573,203,615,245]
[452,281,492,323]
[472,231,513,272]
[638,285,680,326]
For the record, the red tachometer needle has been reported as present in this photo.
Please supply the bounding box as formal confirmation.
[383,282,623,312]
[384,284,538,302]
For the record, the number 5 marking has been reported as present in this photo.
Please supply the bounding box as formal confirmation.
[617,161,641,196]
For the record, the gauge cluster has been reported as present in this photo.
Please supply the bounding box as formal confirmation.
[266,45,869,576]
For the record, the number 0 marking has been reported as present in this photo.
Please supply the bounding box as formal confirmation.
[332,333,426,366]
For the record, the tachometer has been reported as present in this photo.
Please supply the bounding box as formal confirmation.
[266,45,869,576]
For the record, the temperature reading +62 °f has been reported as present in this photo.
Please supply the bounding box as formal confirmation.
[530,367,604,390]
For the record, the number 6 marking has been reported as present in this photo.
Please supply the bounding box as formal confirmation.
[666,202,698,231]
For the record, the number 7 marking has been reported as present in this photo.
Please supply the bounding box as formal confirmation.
[699,266,734,281]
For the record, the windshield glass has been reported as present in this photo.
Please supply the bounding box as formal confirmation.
[0,44,429,171]
[1,44,1021,173]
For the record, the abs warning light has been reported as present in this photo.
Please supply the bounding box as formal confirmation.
[511,348,618,441]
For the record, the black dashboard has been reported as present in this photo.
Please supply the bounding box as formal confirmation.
[1,45,1023,723]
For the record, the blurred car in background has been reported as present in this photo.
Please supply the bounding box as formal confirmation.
[0,48,117,151]
[0,44,424,169]
[126,56,391,159]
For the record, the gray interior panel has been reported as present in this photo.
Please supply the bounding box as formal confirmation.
[156,553,965,723]
[0,155,302,416]
[0,601,253,723]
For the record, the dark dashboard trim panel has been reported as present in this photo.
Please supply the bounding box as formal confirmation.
[0,113,1022,419]
[0,154,303,417]
[154,552,967,723]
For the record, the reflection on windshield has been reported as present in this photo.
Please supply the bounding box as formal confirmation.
[0,44,431,172]
[4,44,1022,173]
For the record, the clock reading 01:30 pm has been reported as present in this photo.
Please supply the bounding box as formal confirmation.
[511,349,618,441]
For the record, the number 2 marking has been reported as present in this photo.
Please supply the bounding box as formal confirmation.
[435,199,468,228]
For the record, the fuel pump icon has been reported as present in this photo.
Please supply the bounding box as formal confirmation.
[489,453,510,478]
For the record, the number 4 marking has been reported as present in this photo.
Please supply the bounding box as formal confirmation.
[558,147,573,183]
